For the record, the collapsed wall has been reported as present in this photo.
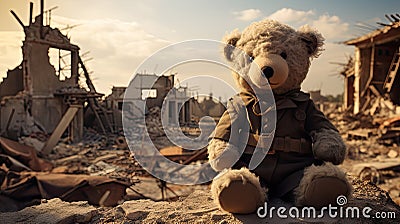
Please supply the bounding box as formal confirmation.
[0,13,86,142]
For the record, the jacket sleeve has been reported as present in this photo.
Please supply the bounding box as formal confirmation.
[212,97,246,148]
[304,100,338,133]
[305,100,346,164]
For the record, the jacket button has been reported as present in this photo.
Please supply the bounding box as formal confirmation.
[295,110,306,121]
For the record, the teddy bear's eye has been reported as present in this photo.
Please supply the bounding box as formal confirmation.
[280,52,287,60]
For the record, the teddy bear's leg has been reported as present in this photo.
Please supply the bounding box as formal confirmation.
[211,167,266,214]
[294,162,352,209]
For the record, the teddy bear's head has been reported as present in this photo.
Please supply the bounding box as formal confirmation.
[223,19,324,95]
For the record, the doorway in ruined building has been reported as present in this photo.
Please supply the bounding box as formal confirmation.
[346,75,355,109]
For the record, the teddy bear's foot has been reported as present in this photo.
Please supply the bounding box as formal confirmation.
[295,162,352,209]
[211,168,265,214]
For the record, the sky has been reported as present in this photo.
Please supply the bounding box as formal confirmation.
[0,0,399,100]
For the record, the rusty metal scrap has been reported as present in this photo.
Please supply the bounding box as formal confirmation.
[0,137,52,171]
[0,170,129,208]
[0,135,131,212]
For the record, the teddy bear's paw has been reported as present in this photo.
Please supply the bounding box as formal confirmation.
[294,163,352,209]
[218,179,262,214]
[208,139,241,171]
[211,168,266,214]
[311,128,347,165]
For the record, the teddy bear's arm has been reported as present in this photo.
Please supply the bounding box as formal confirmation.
[208,99,247,171]
[310,128,346,165]
[305,101,346,165]
[208,138,241,171]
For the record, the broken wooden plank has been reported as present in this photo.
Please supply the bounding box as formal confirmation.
[347,129,374,140]
[54,154,84,165]
[350,158,400,176]
[42,105,80,155]
[92,154,118,164]
[88,99,107,134]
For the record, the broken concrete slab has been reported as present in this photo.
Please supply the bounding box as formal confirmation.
[0,198,98,224]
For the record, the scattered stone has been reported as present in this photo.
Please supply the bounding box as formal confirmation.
[19,136,45,152]
[388,149,399,158]
[0,198,98,224]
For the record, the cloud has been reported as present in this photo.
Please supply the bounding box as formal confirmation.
[267,8,350,41]
[311,14,351,40]
[233,9,262,21]
[0,31,24,81]
[268,8,314,24]
[52,16,170,94]
[302,42,353,95]
[0,16,170,95]
[265,8,354,94]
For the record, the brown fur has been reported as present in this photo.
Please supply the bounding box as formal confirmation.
[208,138,241,171]
[223,19,325,95]
[211,168,266,211]
[294,162,353,206]
[207,138,228,161]
[311,128,347,165]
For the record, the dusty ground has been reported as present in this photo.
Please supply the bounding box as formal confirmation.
[2,176,400,224]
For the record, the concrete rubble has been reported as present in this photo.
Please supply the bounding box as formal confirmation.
[326,106,400,206]
[0,198,98,224]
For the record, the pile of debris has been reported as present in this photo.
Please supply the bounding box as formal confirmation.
[325,105,400,206]
[0,117,211,213]
[0,130,141,212]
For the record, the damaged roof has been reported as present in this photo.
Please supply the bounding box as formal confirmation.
[345,20,400,46]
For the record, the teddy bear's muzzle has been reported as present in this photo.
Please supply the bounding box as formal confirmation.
[249,54,289,90]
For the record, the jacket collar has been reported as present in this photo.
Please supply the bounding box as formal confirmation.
[238,88,310,111]
[274,88,310,110]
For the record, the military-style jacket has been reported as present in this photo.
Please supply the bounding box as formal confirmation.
[213,88,337,198]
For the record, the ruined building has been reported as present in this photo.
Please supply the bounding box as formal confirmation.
[105,74,227,130]
[104,73,191,129]
[0,0,226,150]
[0,2,102,149]
[343,16,400,115]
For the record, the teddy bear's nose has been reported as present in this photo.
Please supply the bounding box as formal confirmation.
[262,66,274,79]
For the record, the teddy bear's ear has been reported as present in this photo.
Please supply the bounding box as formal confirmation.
[298,25,325,58]
[222,29,241,61]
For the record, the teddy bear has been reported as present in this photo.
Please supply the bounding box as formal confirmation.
[207,19,352,214]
